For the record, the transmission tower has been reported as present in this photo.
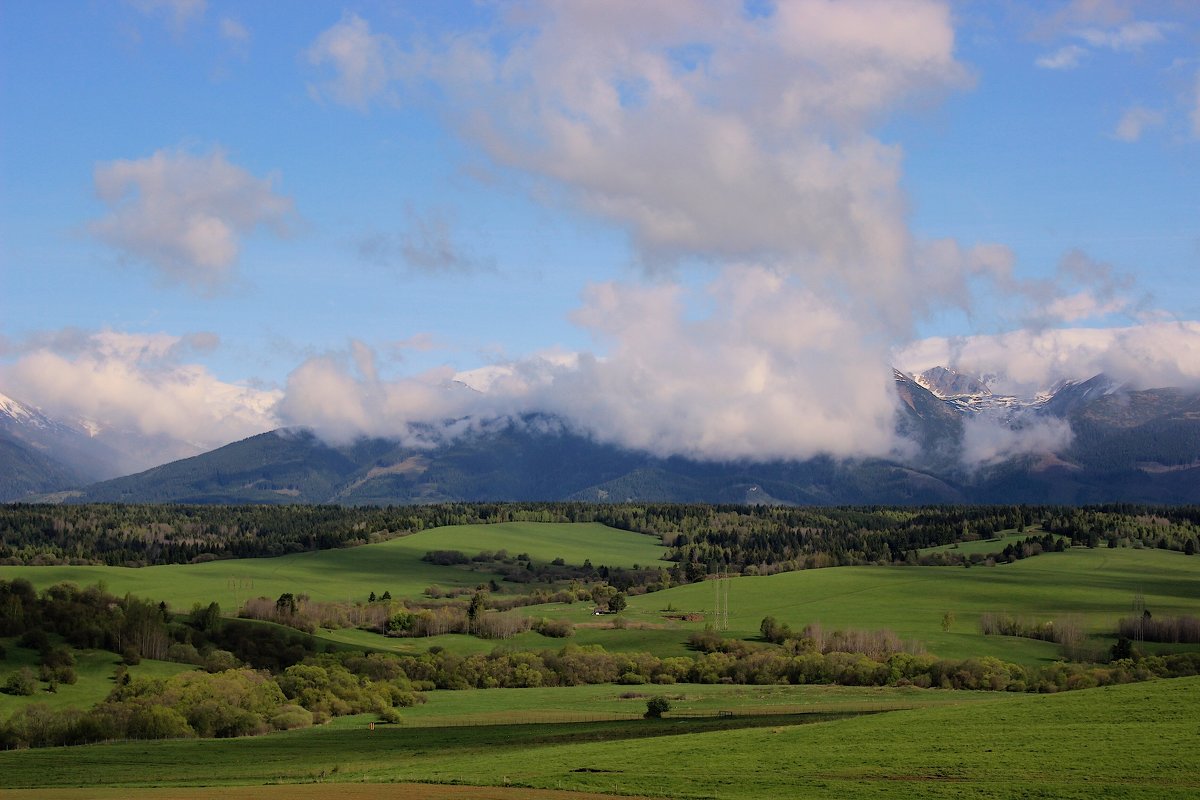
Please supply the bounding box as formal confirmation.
[1132,592,1146,642]
[713,573,730,631]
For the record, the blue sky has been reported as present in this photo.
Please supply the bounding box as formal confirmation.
[1,0,1198,467]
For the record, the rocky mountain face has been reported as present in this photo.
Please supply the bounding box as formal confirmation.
[5,370,1199,505]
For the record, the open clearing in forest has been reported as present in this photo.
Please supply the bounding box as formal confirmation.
[1,677,1196,799]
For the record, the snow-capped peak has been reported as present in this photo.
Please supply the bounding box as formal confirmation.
[0,390,52,429]
[914,366,992,400]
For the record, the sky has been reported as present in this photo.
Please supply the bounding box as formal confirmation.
[1,0,1198,469]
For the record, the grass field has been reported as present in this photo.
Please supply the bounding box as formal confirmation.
[5,529,1197,665]
[0,636,196,716]
[919,526,1069,555]
[1,676,1195,798]
[422,545,1198,664]
[0,522,668,609]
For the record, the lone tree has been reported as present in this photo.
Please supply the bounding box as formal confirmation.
[644,696,671,718]
[609,592,628,613]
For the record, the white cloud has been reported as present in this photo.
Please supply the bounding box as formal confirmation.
[1075,20,1172,51]
[895,321,1200,395]
[528,267,904,461]
[89,148,293,290]
[0,329,280,470]
[1035,17,1173,69]
[1113,106,1164,141]
[306,13,402,110]
[280,266,905,461]
[276,345,476,446]
[961,414,1073,467]
[1036,44,1088,69]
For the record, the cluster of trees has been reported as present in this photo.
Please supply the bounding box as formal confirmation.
[421,547,667,591]
[1117,614,1200,644]
[979,613,1086,659]
[1040,506,1200,552]
[0,630,78,695]
[1,579,175,663]
[0,657,424,749]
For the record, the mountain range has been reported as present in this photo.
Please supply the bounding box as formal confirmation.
[2,368,1198,505]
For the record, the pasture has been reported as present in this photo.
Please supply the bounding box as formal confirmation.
[519,545,1200,663]
[0,521,668,608]
[0,636,196,716]
[0,676,1195,798]
[3,523,1198,665]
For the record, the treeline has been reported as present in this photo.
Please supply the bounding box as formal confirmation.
[2,502,1197,572]
[1117,615,1200,644]
[1040,506,1200,552]
[8,636,1200,749]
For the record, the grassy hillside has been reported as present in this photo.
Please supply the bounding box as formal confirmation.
[4,528,1196,665]
[0,522,668,608]
[1,677,1195,798]
[0,636,195,715]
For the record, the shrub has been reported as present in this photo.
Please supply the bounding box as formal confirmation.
[377,706,403,724]
[18,629,50,653]
[269,704,313,731]
[2,667,37,696]
[644,696,671,718]
[534,618,575,638]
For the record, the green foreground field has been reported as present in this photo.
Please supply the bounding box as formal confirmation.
[2,677,1196,799]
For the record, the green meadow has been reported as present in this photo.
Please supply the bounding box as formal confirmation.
[627,546,1200,660]
[0,636,195,716]
[1,676,1195,799]
[4,523,1198,665]
[919,525,1069,555]
[508,544,1200,663]
[0,521,668,608]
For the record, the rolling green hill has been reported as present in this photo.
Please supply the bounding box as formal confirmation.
[0,521,668,608]
[5,526,1195,666]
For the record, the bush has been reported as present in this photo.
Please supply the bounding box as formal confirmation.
[2,667,37,696]
[377,706,403,724]
[533,618,574,638]
[18,629,50,652]
[644,696,671,718]
[269,704,313,731]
